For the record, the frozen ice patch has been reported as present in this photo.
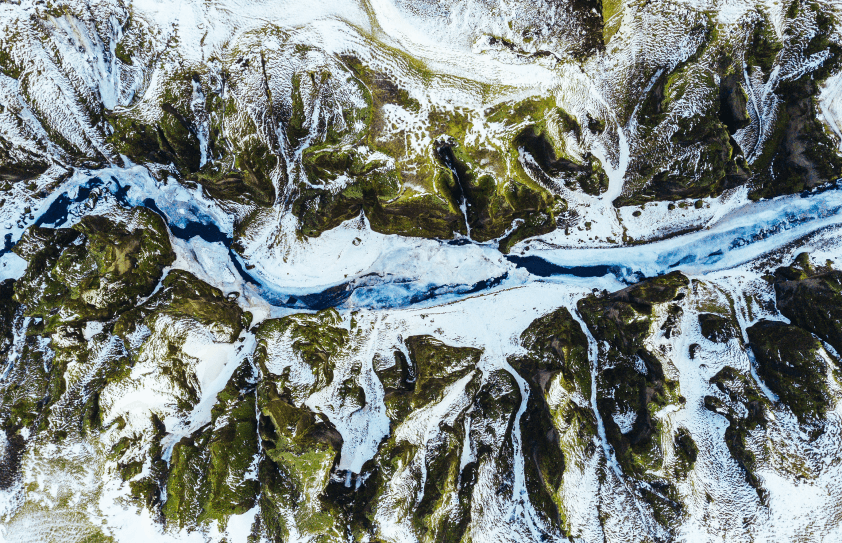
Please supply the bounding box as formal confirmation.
[0,252,26,281]
[614,409,637,434]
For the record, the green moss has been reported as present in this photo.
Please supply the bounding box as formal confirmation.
[338,54,417,154]
[672,427,698,479]
[302,147,380,183]
[748,18,842,200]
[128,415,169,510]
[745,13,782,75]
[108,70,273,191]
[106,113,171,166]
[107,79,202,174]
[629,113,736,205]
[441,141,558,244]
[577,273,686,510]
[514,307,591,398]
[0,140,50,182]
[257,377,343,541]
[486,96,556,126]
[0,279,19,355]
[746,320,830,425]
[501,102,601,197]
[193,120,277,206]
[616,21,761,207]
[373,350,413,393]
[286,73,309,148]
[0,41,21,79]
[12,226,81,318]
[114,40,133,65]
[162,434,206,526]
[774,256,842,355]
[389,335,483,421]
[254,309,348,398]
[78,530,118,543]
[362,365,521,541]
[698,313,737,343]
[510,347,568,533]
[579,271,689,354]
[162,362,260,529]
[293,57,566,243]
[0,295,92,441]
[115,269,244,341]
[602,0,624,44]
[324,335,496,539]
[12,209,174,333]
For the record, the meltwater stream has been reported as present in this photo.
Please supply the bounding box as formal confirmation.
[3,165,842,311]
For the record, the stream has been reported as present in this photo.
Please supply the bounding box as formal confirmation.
[3,165,842,312]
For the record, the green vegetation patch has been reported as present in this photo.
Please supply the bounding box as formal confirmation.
[774,254,842,355]
[672,427,698,479]
[698,313,738,343]
[162,362,260,529]
[254,309,348,399]
[115,269,246,341]
[0,278,19,354]
[745,12,783,75]
[257,376,344,541]
[508,307,593,535]
[748,9,842,200]
[107,94,202,175]
[514,306,592,398]
[294,57,567,245]
[619,28,757,206]
[746,320,830,425]
[13,208,175,332]
[361,365,521,542]
[374,334,483,429]
[577,272,688,524]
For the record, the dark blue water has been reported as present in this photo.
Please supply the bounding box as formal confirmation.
[298,283,354,310]
[0,178,104,257]
[506,255,615,278]
[34,177,104,228]
[1,233,12,256]
[142,198,232,245]
[138,197,267,292]
[1,172,642,310]
[110,176,131,204]
[5,172,722,311]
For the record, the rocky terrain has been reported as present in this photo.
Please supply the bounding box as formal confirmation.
[1,0,842,541]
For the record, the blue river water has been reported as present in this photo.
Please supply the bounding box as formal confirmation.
[4,168,842,311]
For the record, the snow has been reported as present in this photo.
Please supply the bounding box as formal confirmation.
[613,409,637,434]
[520,182,842,279]
[160,329,255,460]
[82,321,104,341]
[305,313,392,473]
[820,70,842,151]
[242,210,519,295]
[0,252,27,281]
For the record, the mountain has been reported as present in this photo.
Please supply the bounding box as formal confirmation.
[1,0,842,541]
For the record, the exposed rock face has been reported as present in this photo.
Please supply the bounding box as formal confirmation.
[747,320,830,425]
[774,256,842,356]
[698,313,738,343]
[577,273,688,526]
